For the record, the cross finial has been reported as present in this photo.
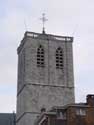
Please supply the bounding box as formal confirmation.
[40,13,48,34]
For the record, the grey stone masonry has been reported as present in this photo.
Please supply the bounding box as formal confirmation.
[16,31,75,125]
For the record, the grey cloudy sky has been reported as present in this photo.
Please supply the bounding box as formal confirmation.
[0,0,94,112]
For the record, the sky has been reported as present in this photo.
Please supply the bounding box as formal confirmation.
[0,0,94,113]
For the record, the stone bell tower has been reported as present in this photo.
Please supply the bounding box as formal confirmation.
[16,30,75,125]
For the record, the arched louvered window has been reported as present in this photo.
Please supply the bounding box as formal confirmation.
[37,45,45,67]
[56,47,64,69]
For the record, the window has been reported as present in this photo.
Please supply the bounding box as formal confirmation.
[76,108,86,116]
[56,47,64,69]
[37,45,45,67]
[57,111,66,120]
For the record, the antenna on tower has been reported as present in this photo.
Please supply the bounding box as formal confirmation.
[72,24,78,36]
[24,19,27,31]
[40,13,48,34]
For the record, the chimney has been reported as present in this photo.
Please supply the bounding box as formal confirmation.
[87,94,94,106]
[41,107,46,113]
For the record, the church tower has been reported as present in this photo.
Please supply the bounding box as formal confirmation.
[16,31,75,125]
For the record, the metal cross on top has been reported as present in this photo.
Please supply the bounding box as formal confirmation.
[40,13,48,34]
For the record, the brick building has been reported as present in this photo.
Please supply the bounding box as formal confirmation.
[35,95,94,125]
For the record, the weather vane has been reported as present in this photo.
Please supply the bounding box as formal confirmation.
[40,13,48,34]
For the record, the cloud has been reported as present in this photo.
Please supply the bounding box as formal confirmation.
[0,95,16,113]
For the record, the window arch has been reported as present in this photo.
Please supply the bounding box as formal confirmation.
[56,47,64,69]
[37,45,45,67]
